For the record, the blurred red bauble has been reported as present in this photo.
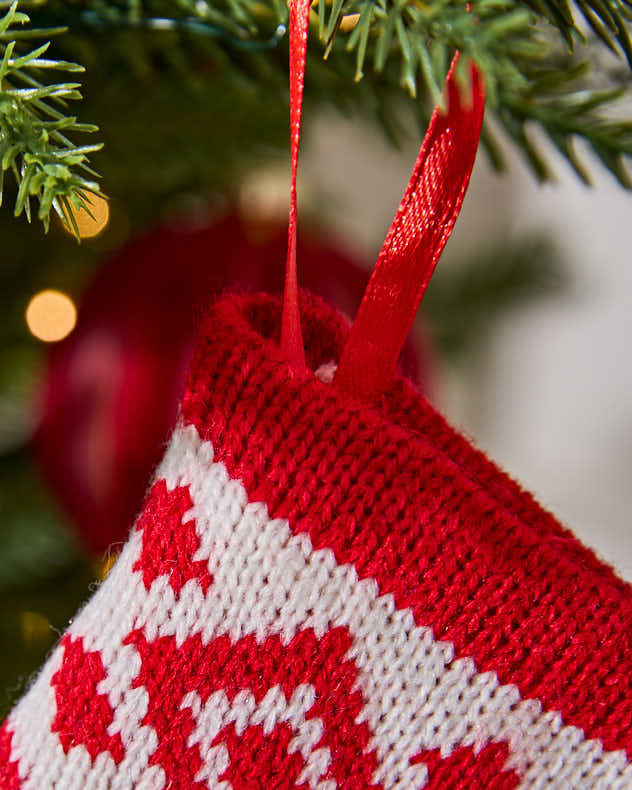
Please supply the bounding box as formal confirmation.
[35,210,427,553]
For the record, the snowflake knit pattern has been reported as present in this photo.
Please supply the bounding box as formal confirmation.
[2,291,631,790]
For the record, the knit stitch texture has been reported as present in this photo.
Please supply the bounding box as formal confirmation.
[1,291,631,789]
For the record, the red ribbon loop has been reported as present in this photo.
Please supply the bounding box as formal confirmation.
[280,0,485,396]
[280,0,311,370]
[334,57,485,401]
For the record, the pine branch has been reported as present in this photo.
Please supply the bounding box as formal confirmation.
[3,0,632,235]
[60,0,631,186]
[0,1,102,233]
[316,0,632,184]
[498,64,632,186]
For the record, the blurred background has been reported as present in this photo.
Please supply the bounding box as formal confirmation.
[1,24,631,720]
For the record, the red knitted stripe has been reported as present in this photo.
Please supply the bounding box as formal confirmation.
[384,376,631,597]
[180,292,632,758]
[51,635,125,764]
[124,625,378,788]
[216,721,306,789]
[133,479,212,596]
[411,742,520,789]
[0,723,21,789]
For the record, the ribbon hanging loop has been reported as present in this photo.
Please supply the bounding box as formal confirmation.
[280,0,485,397]
[333,57,485,401]
[280,0,311,370]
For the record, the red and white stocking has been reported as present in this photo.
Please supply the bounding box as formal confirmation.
[1,4,631,788]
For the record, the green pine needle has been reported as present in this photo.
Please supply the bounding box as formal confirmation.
[0,1,101,235]
[314,0,632,184]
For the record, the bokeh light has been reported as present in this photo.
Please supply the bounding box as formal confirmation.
[340,12,360,31]
[63,193,110,239]
[20,611,52,646]
[26,290,77,342]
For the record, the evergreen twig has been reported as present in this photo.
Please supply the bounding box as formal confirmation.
[0,1,102,234]
[71,0,632,185]
[2,0,632,235]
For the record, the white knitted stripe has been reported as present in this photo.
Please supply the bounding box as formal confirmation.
[6,422,632,789]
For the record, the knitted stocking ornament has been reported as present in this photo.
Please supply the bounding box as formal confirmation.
[2,6,632,790]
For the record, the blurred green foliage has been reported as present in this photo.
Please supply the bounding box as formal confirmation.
[0,447,94,719]
[424,235,568,359]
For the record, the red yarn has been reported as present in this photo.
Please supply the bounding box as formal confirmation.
[412,743,520,789]
[50,636,125,764]
[133,479,212,596]
[0,724,21,789]
[6,0,628,778]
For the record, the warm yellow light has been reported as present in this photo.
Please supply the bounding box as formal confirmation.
[63,193,110,239]
[340,12,360,31]
[26,289,77,342]
[311,0,359,30]
[21,611,51,646]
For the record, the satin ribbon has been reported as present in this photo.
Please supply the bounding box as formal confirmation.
[281,0,485,400]
[280,0,311,370]
[334,58,485,400]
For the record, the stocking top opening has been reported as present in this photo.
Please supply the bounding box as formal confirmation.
[281,0,485,403]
